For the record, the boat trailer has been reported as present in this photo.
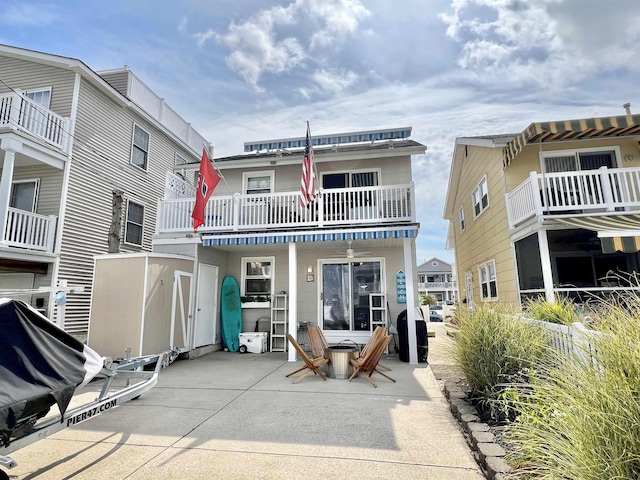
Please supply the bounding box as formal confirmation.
[0,349,177,479]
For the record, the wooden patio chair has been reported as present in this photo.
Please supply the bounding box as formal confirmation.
[358,326,391,371]
[308,325,329,358]
[348,334,395,388]
[285,333,329,383]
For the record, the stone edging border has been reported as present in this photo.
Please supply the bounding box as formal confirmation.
[429,362,513,480]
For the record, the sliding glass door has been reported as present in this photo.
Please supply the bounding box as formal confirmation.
[321,260,382,331]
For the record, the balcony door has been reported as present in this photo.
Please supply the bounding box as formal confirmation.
[321,260,382,332]
[322,170,379,221]
[543,150,618,207]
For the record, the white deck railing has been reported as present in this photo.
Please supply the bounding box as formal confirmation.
[522,316,601,364]
[0,92,70,153]
[157,183,415,233]
[4,207,57,252]
[506,166,640,228]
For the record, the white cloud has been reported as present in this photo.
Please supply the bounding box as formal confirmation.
[177,16,188,33]
[440,0,640,91]
[310,68,358,94]
[301,0,371,49]
[195,0,369,89]
[1,4,59,26]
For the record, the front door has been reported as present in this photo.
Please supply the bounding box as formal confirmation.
[321,260,382,331]
[194,264,218,347]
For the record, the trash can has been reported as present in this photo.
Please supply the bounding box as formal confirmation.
[325,345,359,378]
[397,310,428,363]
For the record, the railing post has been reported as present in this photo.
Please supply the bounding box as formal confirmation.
[46,215,57,252]
[318,189,325,227]
[409,183,416,221]
[8,93,20,132]
[232,193,241,231]
[531,171,543,216]
[599,166,615,211]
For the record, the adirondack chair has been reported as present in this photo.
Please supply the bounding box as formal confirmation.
[308,325,329,359]
[285,333,329,383]
[357,326,391,371]
[348,334,395,388]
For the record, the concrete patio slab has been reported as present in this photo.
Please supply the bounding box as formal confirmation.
[4,322,484,479]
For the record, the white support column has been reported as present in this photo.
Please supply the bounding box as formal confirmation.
[538,229,555,302]
[403,238,418,364]
[288,241,298,362]
[0,138,22,244]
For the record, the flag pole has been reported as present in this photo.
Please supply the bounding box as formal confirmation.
[203,143,234,196]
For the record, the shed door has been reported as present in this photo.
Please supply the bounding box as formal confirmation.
[194,264,219,348]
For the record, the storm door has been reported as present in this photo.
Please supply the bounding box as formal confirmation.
[321,260,382,331]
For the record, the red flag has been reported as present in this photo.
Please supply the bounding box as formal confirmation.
[192,148,221,232]
[299,122,316,208]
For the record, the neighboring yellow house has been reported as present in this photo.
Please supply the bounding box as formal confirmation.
[444,111,640,308]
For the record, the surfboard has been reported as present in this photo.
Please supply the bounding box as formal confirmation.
[220,275,242,352]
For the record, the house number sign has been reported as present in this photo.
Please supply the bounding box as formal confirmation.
[396,270,406,304]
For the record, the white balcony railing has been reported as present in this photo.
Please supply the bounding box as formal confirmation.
[0,92,71,153]
[4,207,57,252]
[157,183,415,233]
[506,166,640,228]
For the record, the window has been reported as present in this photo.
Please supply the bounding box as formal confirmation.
[243,171,274,195]
[125,201,144,245]
[241,257,274,299]
[131,124,150,170]
[25,88,51,108]
[472,177,489,218]
[478,259,497,301]
[543,149,616,173]
[458,206,465,232]
[10,180,38,212]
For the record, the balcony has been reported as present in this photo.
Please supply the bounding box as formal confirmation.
[156,183,415,234]
[0,92,70,153]
[3,208,57,252]
[506,166,640,228]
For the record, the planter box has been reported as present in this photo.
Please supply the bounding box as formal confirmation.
[241,302,270,309]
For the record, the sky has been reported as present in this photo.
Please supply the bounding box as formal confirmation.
[3,0,640,265]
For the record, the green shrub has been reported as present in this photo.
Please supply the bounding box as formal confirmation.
[504,298,640,479]
[452,305,548,422]
[523,296,577,325]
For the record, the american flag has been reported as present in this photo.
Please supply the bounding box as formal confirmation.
[299,121,316,207]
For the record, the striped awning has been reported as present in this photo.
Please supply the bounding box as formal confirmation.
[202,226,418,247]
[553,214,640,254]
[552,214,640,231]
[600,236,640,254]
[503,114,640,167]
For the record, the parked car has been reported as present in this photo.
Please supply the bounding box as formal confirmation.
[429,304,444,322]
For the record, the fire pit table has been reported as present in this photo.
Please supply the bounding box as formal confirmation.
[324,344,359,379]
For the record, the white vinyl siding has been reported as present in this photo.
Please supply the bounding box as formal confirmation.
[55,76,196,332]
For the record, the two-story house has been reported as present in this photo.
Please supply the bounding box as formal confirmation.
[0,44,209,334]
[417,257,457,303]
[444,110,640,308]
[153,128,427,363]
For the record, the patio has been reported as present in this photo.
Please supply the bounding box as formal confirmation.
[5,323,483,479]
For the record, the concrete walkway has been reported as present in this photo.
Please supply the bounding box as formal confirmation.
[6,323,482,479]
